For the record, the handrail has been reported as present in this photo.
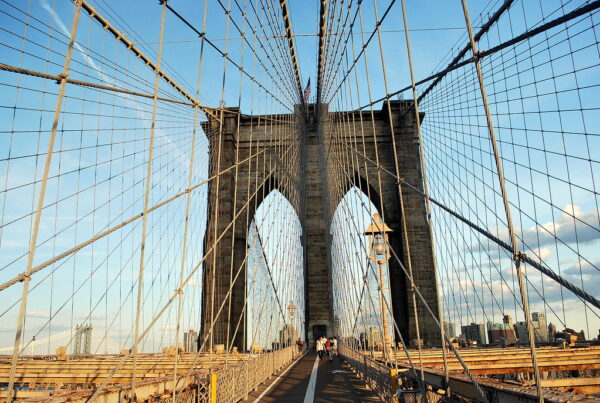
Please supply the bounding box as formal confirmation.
[13,346,299,402]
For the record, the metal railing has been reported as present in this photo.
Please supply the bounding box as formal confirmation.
[26,346,300,402]
[338,344,442,403]
[213,346,298,402]
[338,343,398,401]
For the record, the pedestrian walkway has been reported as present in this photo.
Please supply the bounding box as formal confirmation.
[249,351,381,402]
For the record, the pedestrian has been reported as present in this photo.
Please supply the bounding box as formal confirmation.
[332,336,338,356]
[316,336,324,359]
[296,338,304,354]
[325,337,333,361]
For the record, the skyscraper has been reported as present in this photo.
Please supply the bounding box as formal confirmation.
[516,312,549,344]
[184,329,198,353]
[461,323,488,345]
[532,312,548,342]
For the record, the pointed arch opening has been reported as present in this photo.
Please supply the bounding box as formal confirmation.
[330,186,396,348]
[247,190,305,351]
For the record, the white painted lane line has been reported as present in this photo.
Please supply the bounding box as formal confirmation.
[254,350,307,402]
[303,355,320,403]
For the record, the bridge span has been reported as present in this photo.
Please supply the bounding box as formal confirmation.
[1,0,599,401]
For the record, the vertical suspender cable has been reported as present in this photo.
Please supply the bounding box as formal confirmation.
[172,0,209,397]
[459,0,543,401]
[130,1,168,399]
[397,0,451,395]
[5,1,84,401]
[369,0,427,392]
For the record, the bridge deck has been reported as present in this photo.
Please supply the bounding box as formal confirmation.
[250,351,381,402]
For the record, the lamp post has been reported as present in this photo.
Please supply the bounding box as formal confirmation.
[364,213,393,360]
[287,302,297,346]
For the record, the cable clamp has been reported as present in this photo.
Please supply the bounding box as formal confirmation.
[514,251,527,262]
[469,52,483,62]
[56,73,68,84]
[21,273,31,281]
[176,288,183,295]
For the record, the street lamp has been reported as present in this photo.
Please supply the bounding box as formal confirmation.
[287,302,297,346]
[364,213,393,360]
[287,302,297,322]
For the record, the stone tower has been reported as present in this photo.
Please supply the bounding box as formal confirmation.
[201,100,441,350]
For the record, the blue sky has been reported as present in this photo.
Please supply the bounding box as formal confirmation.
[0,0,598,355]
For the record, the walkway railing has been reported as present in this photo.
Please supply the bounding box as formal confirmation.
[12,346,299,402]
[338,344,400,401]
[339,343,600,403]
[213,346,298,402]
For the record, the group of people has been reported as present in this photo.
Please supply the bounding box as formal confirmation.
[315,336,337,361]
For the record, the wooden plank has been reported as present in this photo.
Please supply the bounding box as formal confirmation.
[540,378,600,388]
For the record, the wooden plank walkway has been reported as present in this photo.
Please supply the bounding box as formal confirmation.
[249,351,381,402]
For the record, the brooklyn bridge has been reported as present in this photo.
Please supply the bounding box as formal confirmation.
[0,0,599,401]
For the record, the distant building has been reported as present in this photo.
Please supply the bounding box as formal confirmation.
[548,322,557,342]
[515,321,529,343]
[503,314,513,326]
[461,323,488,345]
[487,321,517,345]
[516,312,549,344]
[443,321,456,338]
[184,329,198,353]
[532,312,548,342]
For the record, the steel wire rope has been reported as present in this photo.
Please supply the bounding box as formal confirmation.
[322,14,424,396]
[331,1,600,121]
[164,2,296,113]
[325,161,429,396]
[85,138,299,401]
[0,131,293,292]
[336,136,600,310]
[4,1,85,399]
[171,0,209,397]
[325,147,488,400]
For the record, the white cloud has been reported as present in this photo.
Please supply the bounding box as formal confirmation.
[522,204,600,247]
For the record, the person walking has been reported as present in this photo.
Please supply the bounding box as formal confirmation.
[325,337,333,361]
[316,336,324,359]
[332,336,338,357]
[296,338,304,354]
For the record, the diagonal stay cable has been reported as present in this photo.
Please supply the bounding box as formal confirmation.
[0,131,296,293]
[339,140,600,311]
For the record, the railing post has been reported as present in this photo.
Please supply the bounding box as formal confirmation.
[390,368,398,390]
[210,372,217,403]
[390,368,399,403]
[243,360,249,400]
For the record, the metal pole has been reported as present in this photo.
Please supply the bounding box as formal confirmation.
[459,1,543,401]
[5,1,84,401]
[377,260,392,360]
